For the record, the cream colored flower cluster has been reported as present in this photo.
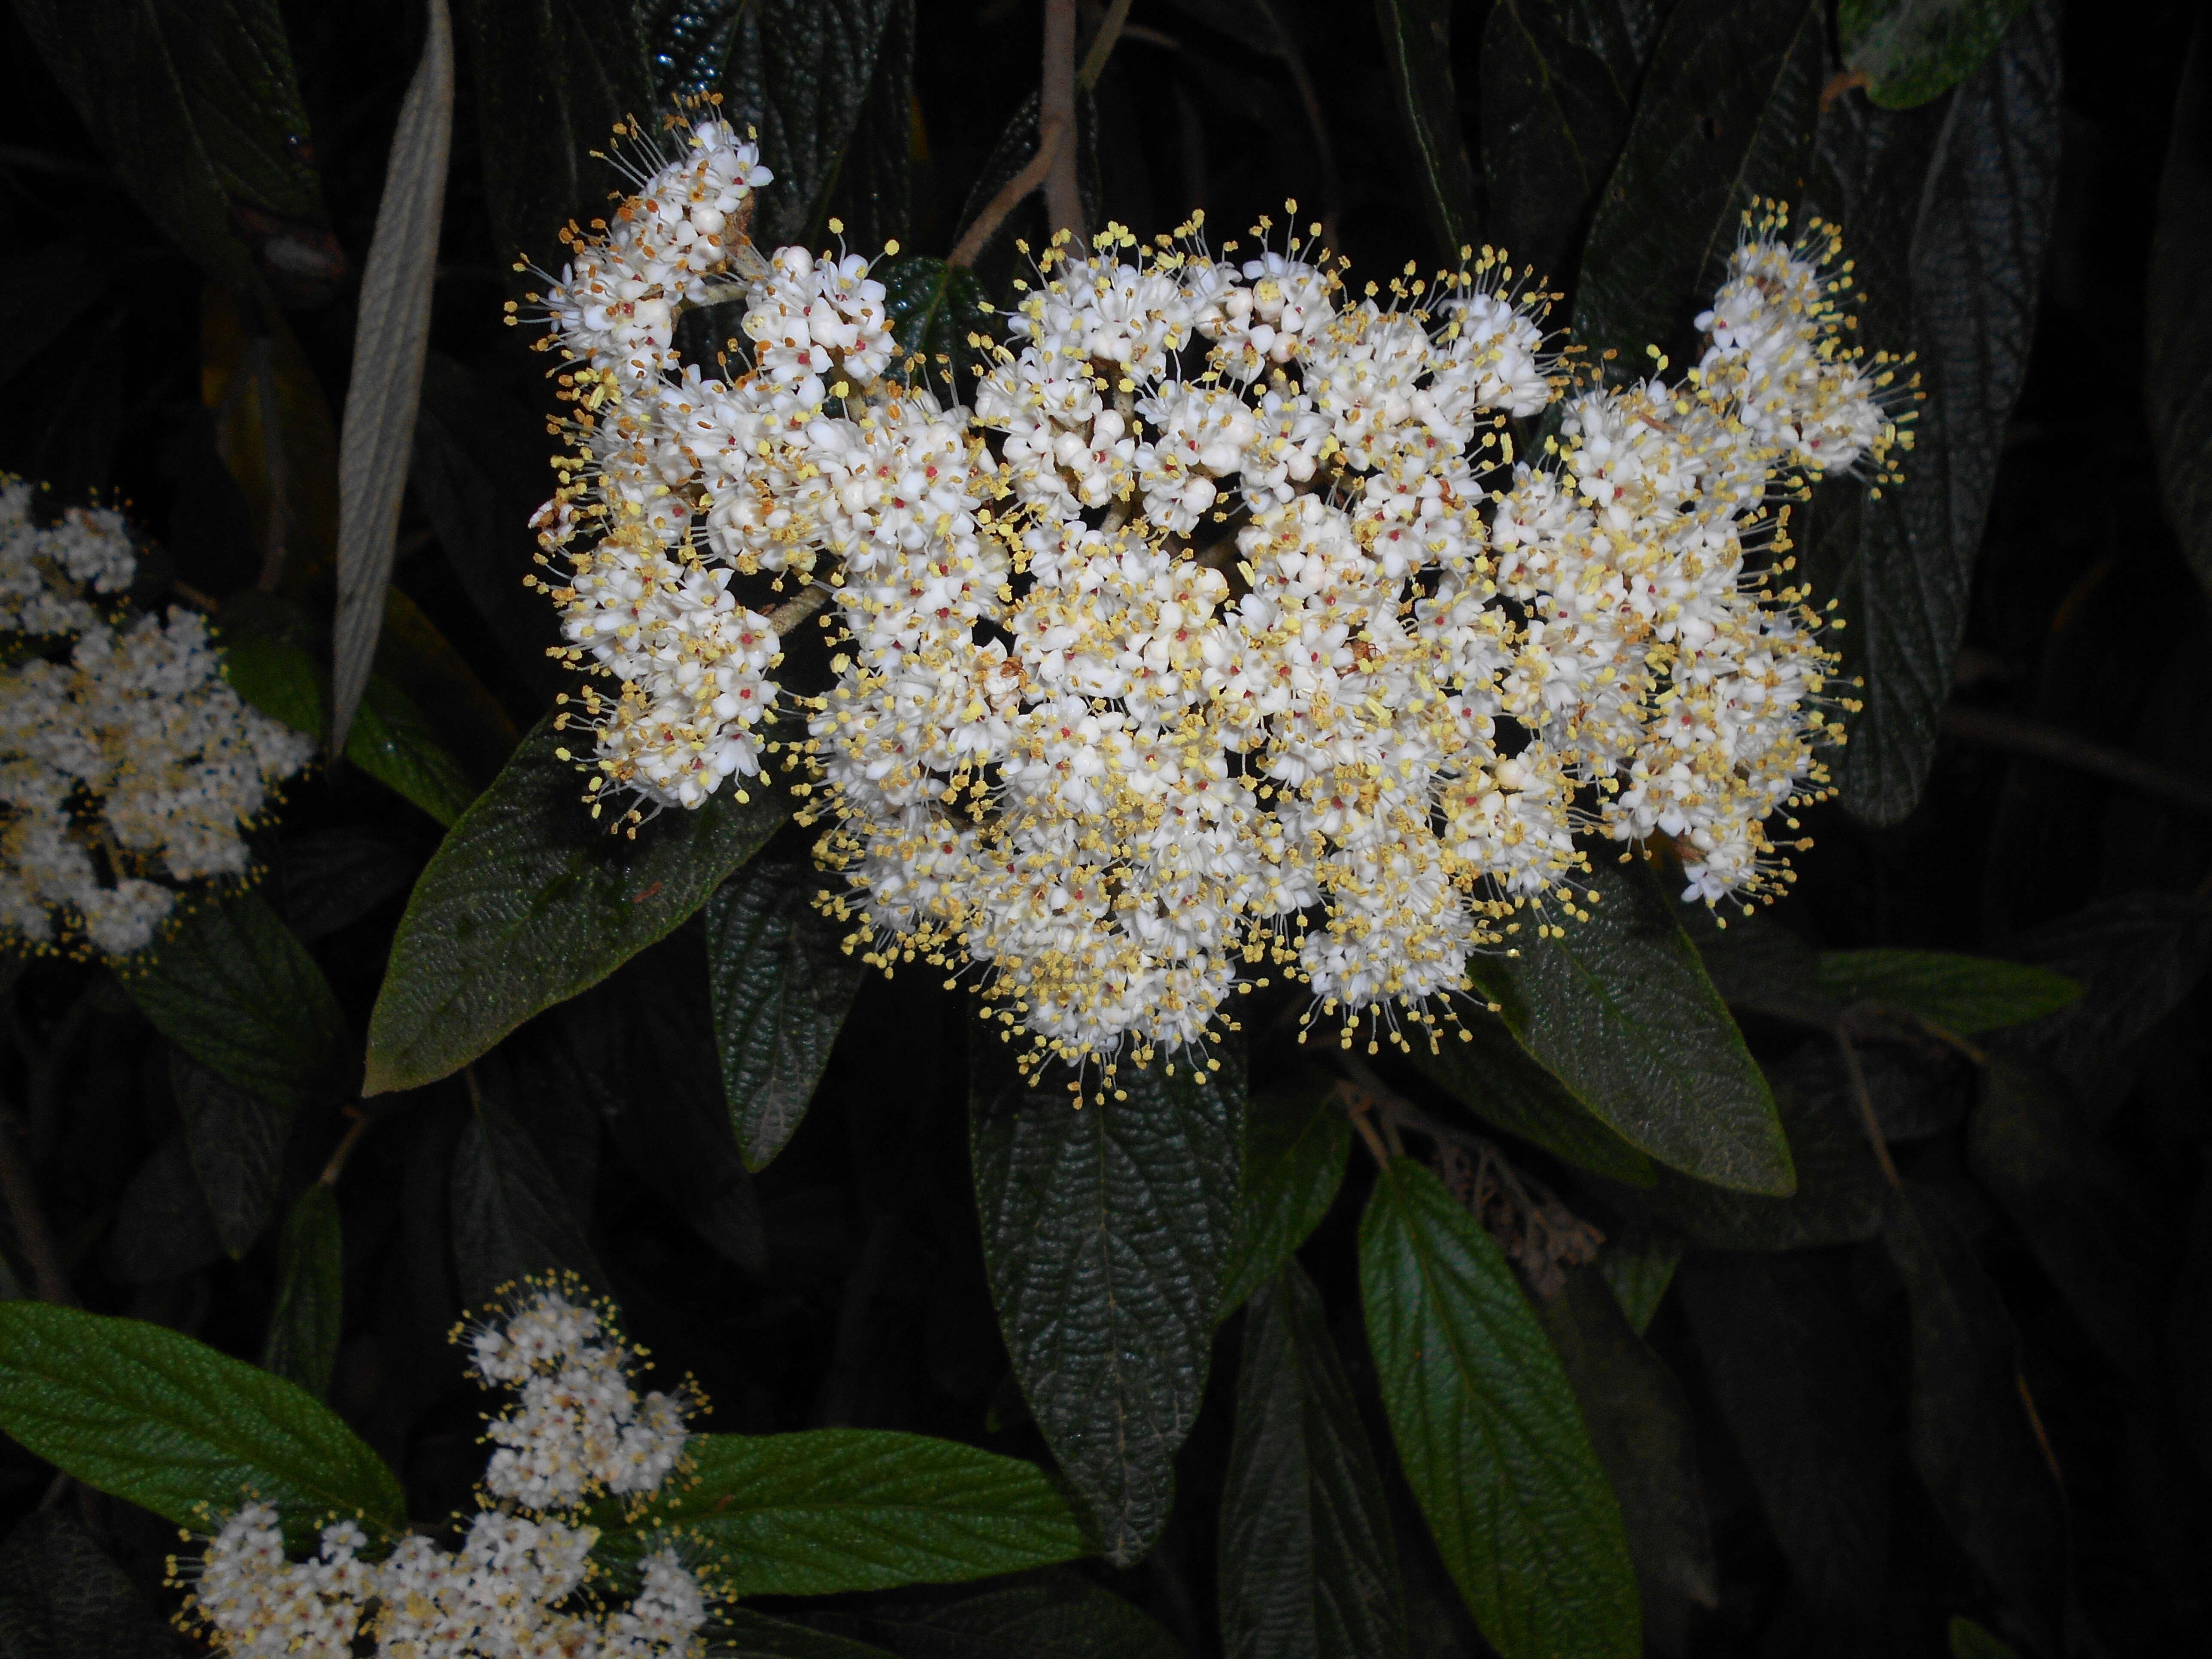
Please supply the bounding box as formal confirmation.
[0,481,314,956]
[529,117,1908,1074]
[184,1287,706,1659]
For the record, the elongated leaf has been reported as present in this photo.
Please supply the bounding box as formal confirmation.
[1218,1074,1350,1319]
[331,0,452,754]
[0,1512,177,1659]
[1633,1060,1885,1252]
[707,859,866,1171]
[971,1036,1243,1565]
[1677,1254,1892,1627]
[201,290,338,592]
[363,714,788,1094]
[1816,948,2078,1032]
[1481,0,1633,289]
[1411,1012,1655,1186]
[1370,0,1480,255]
[1841,0,2037,109]
[2147,19,2212,597]
[719,1608,899,1659]
[1221,1263,1409,1659]
[456,0,654,280]
[107,1137,225,1285]
[1571,0,1825,360]
[1485,862,1790,1192]
[223,632,476,825]
[592,1431,1087,1594]
[718,0,902,249]
[1812,0,2061,821]
[590,939,768,1273]
[0,1303,404,1544]
[410,353,573,699]
[825,0,915,255]
[853,1573,1184,1659]
[12,0,325,294]
[1534,1267,1715,1629]
[1968,1057,2166,1379]
[261,1184,343,1400]
[1359,1159,1638,1659]
[171,1048,287,1258]
[452,1091,608,1305]
[122,890,343,1115]
[1594,1222,1680,1335]
[1882,1185,2065,1650]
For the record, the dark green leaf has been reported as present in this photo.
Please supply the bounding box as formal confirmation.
[455,0,653,280]
[1595,1223,1680,1335]
[1881,1185,2066,1650]
[1221,1262,1409,1659]
[122,890,343,1115]
[1811,0,2061,822]
[107,1138,225,1284]
[363,714,788,1094]
[1677,1254,1892,1627]
[591,937,768,1273]
[1968,1057,2166,1379]
[707,858,866,1171]
[1840,0,2038,109]
[717,1608,899,1659]
[823,0,914,254]
[452,1089,608,1305]
[1533,1267,1715,1634]
[0,1303,404,1544]
[854,1573,1185,1659]
[944,92,1103,277]
[879,255,996,403]
[971,1035,1243,1565]
[1680,908,1828,1017]
[1996,893,2212,1121]
[1948,1616,2022,1659]
[261,1184,343,1400]
[592,1431,1087,1595]
[1370,0,1481,256]
[2148,21,2212,598]
[1571,0,1825,362]
[1359,1159,1638,1659]
[171,1048,286,1257]
[0,1511,178,1659]
[265,827,418,945]
[1485,862,1790,1193]
[223,630,477,826]
[1218,1073,1350,1319]
[411,354,574,700]
[1630,1059,1885,1251]
[718,0,903,249]
[1816,948,2078,1033]
[11,0,325,293]
[1480,0,1633,289]
[1410,1012,1655,1187]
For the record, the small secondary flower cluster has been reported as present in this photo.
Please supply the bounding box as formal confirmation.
[182,1285,708,1659]
[0,480,313,956]
[528,115,1908,1075]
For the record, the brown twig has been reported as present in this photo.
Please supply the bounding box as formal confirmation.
[1076,0,1135,88]
[949,0,1084,268]
[766,582,835,636]
[319,1109,378,1188]
[1831,1029,1902,1189]
[1941,705,2212,819]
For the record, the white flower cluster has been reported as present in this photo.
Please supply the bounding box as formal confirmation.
[0,482,314,956]
[529,119,1909,1074]
[185,1287,707,1659]
[522,114,812,811]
